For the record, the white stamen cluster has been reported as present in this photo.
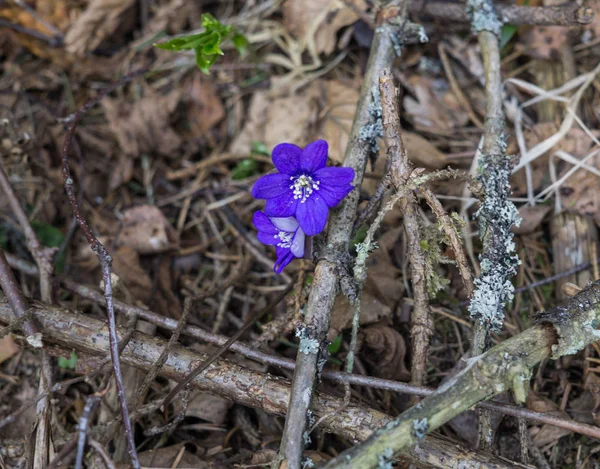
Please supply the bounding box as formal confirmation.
[290,174,320,203]
[275,230,293,248]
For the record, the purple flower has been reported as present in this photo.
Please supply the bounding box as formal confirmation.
[251,140,355,236]
[253,211,305,273]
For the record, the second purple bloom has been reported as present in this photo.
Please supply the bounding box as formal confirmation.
[251,140,355,236]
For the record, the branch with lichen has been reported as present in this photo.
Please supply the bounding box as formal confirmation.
[465,0,521,449]
[275,3,425,469]
[0,294,546,469]
[321,280,600,469]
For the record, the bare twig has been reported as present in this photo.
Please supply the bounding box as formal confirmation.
[276,3,410,467]
[75,396,100,469]
[6,254,590,438]
[321,281,600,469]
[88,439,118,469]
[3,295,585,469]
[60,68,148,469]
[0,162,55,303]
[131,298,191,412]
[379,69,432,388]
[0,248,38,341]
[161,281,294,409]
[409,1,593,26]
[466,0,521,448]
[46,437,77,469]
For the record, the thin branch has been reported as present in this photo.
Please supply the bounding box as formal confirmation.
[6,254,594,439]
[275,3,408,467]
[60,68,147,469]
[466,0,520,448]
[409,1,593,26]
[75,396,99,469]
[161,281,294,409]
[321,281,600,469]
[88,439,118,469]
[0,295,573,469]
[379,69,432,388]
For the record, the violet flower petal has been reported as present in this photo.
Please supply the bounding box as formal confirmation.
[253,211,278,234]
[272,143,302,175]
[314,166,355,184]
[300,139,328,173]
[265,192,298,217]
[257,231,279,245]
[274,247,295,274]
[290,228,305,258]
[270,216,299,232]
[296,195,328,236]
[251,173,290,199]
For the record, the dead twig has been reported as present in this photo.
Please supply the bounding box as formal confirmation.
[409,1,593,26]
[60,67,148,469]
[2,294,579,469]
[321,281,600,469]
[276,3,415,467]
[75,396,100,469]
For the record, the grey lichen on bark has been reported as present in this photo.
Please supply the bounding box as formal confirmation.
[535,281,600,358]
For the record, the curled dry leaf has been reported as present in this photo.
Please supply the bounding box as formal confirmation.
[0,336,19,365]
[119,205,179,254]
[64,0,136,57]
[403,75,469,133]
[102,88,182,157]
[361,324,410,381]
[230,79,359,164]
[111,245,153,304]
[512,205,552,235]
[173,390,232,425]
[283,0,366,55]
[137,443,208,468]
[527,390,572,446]
[183,75,226,138]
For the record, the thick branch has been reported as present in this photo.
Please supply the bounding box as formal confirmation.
[276,4,405,468]
[0,295,529,469]
[322,281,600,469]
[410,1,593,26]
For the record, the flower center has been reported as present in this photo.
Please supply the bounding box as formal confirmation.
[275,230,293,248]
[290,174,320,203]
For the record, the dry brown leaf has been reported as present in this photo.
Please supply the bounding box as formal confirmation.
[177,391,232,425]
[138,443,207,468]
[513,205,552,235]
[527,391,572,446]
[403,75,469,133]
[402,132,448,170]
[183,75,226,138]
[283,0,366,55]
[322,80,360,163]
[361,325,410,381]
[0,0,70,60]
[112,245,153,304]
[102,88,182,157]
[119,205,179,254]
[64,0,136,57]
[0,336,19,365]
[231,79,361,161]
[519,26,569,60]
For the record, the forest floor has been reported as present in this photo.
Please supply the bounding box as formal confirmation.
[1,0,600,468]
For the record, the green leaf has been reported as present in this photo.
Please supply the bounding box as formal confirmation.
[232,32,248,56]
[327,335,343,355]
[58,351,77,370]
[154,13,246,73]
[500,24,517,50]
[231,158,259,180]
[251,141,270,156]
